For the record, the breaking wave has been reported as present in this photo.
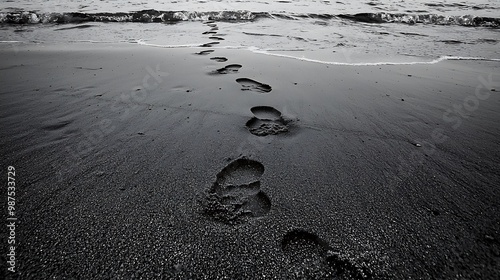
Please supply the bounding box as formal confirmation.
[0,10,499,28]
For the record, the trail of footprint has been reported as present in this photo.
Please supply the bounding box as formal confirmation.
[246,106,289,136]
[282,230,370,279]
[195,50,214,55]
[236,78,272,93]
[211,64,242,75]
[210,57,228,62]
[200,158,271,224]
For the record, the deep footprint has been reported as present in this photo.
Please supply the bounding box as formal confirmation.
[236,78,272,93]
[240,191,271,217]
[200,158,271,224]
[246,119,288,136]
[246,106,289,136]
[202,31,217,35]
[214,158,264,187]
[195,50,215,55]
[282,230,371,279]
[213,64,242,75]
[250,106,282,120]
[210,57,228,62]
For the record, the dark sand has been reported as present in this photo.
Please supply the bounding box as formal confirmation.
[1,43,499,279]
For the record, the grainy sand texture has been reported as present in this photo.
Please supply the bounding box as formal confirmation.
[1,19,499,279]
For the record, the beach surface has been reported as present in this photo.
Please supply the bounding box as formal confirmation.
[1,42,499,279]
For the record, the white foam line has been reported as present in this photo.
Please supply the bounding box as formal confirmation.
[217,45,248,50]
[137,40,208,48]
[0,41,23,43]
[249,49,500,66]
[69,40,118,43]
[134,42,500,65]
[137,41,250,50]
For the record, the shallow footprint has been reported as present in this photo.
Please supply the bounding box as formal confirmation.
[200,42,220,47]
[195,49,215,55]
[212,64,242,75]
[41,119,72,131]
[236,78,272,93]
[246,106,289,136]
[209,36,225,40]
[210,57,228,62]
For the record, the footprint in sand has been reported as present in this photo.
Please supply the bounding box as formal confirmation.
[236,78,272,93]
[211,64,242,75]
[282,230,370,279]
[200,158,271,224]
[209,36,225,41]
[246,106,289,136]
[195,50,214,55]
[202,31,217,35]
[41,119,72,131]
[210,57,228,62]
[200,42,220,47]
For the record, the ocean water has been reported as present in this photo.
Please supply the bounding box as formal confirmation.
[0,0,499,64]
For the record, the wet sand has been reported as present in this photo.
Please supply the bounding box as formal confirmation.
[1,42,499,279]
